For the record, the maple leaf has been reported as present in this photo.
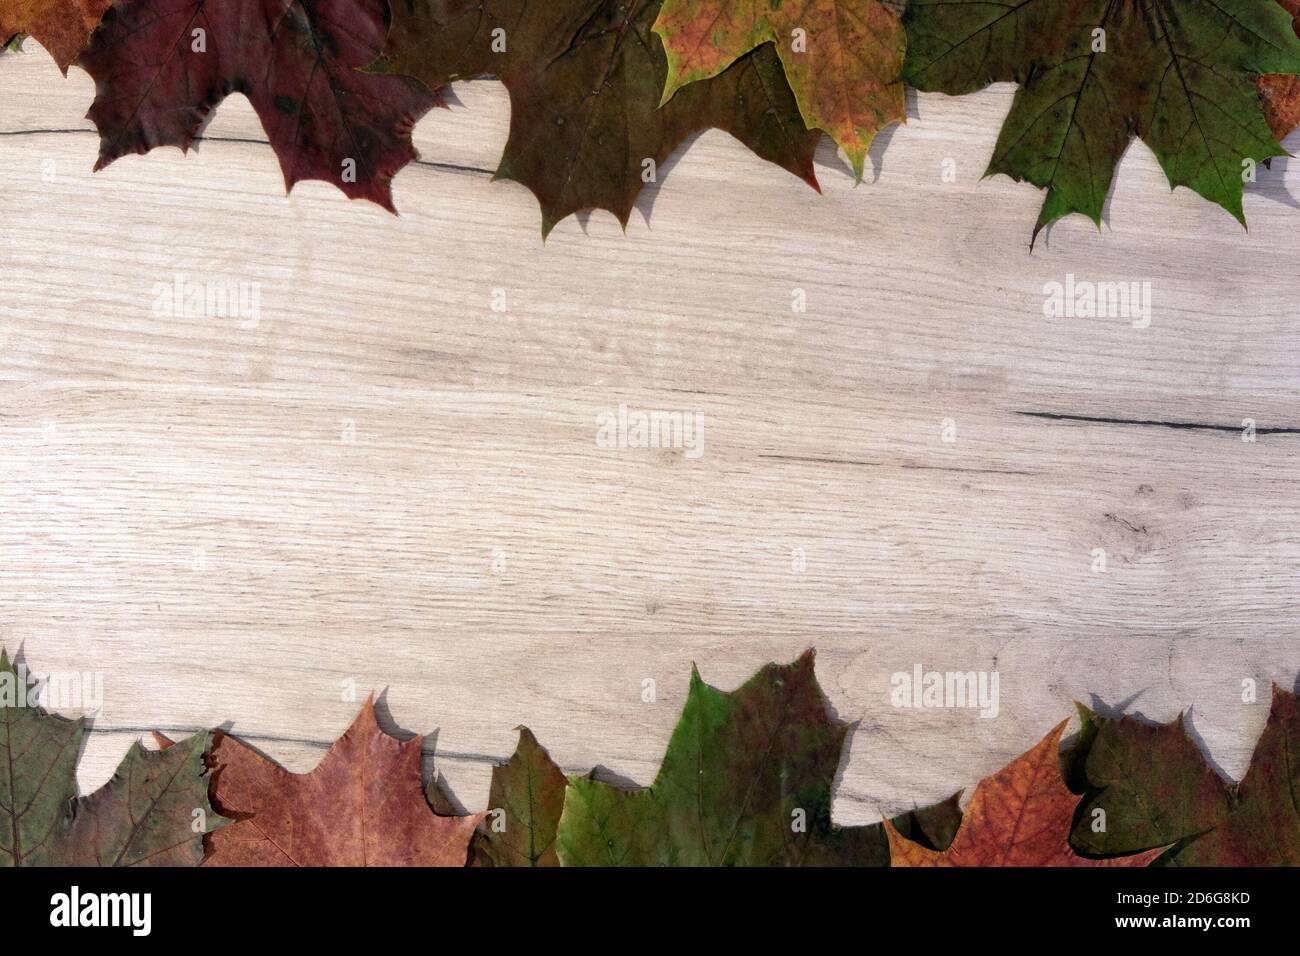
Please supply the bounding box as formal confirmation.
[1069,687,1300,865]
[652,0,906,178]
[200,697,482,866]
[1260,0,1300,140]
[886,719,1163,866]
[377,0,820,236]
[0,0,109,69]
[0,649,221,867]
[903,0,1300,241]
[471,726,566,867]
[554,650,963,866]
[76,0,440,210]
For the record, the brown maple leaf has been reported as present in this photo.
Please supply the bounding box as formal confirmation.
[885,720,1164,867]
[193,698,482,866]
[0,0,110,70]
[1261,0,1300,141]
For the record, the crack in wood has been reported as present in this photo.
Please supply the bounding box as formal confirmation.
[1017,411,1300,435]
[0,127,495,177]
[757,454,1032,476]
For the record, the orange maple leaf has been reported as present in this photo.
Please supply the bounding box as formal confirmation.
[1,0,111,71]
[884,720,1164,867]
[1261,0,1300,141]
[195,698,482,866]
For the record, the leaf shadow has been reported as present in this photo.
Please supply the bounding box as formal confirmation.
[370,690,470,814]
[1254,126,1300,211]
[370,688,419,743]
[1177,711,1236,784]
[586,764,646,790]
[1083,688,1148,718]
[627,129,706,231]
[438,85,466,110]
[830,716,858,818]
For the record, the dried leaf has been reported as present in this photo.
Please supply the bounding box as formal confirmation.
[377,0,820,235]
[77,0,440,210]
[0,0,109,69]
[886,719,1163,867]
[204,697,482,866]
[472,727,566,867]
[554,650,963,866]
[0,649,220,867]
[903,0,1300,241]
[1260,0,1300,141]
[1069,687,1300,865]
[653,0,906,178]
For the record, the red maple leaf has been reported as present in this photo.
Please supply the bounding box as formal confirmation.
[77,0,439,209]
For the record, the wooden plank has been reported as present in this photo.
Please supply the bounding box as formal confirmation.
[2,43,1298,824]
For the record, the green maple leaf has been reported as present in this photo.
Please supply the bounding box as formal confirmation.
[653,0,907,178]
[472,727,567,867]
[376,0,821,236]
[903,0,1300,241]
[0,649,224,866]
[555,650,962,866]
[1067,687,1300,865]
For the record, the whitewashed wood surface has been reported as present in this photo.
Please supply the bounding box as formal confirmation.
[2,40,1299,826]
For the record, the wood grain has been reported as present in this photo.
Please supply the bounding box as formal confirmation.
[2,42,1299,825]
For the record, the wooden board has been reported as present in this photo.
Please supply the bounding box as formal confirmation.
[2,42,1299,823]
